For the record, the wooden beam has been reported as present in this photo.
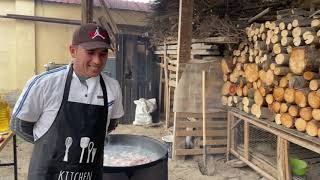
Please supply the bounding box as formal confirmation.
[244,121,249,160]
[248,8,270,23]
[277,137,291,180]
[173,0,194,160]
[176,0,193,64]
[81,0,93,24]
[98,0,119,34]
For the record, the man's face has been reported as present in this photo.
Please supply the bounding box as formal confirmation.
[70,45,108,77]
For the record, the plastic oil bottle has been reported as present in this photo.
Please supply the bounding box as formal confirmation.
[0,96,10,132]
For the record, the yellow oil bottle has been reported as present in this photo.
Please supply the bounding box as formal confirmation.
[0,97,10,132]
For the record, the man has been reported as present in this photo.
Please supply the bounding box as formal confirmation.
[10,23,124,180]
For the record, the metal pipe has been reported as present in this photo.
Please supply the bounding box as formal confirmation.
[0,14,81,25]
[0,14,148,32]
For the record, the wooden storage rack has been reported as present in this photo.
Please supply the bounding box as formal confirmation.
[227,107,320,180]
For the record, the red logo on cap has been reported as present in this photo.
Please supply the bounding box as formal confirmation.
[88,27,108,40]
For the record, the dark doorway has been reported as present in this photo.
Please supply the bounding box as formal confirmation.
[116,34,159,124]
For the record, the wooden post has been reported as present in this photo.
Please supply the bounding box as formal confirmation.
[227,111,232,161]
[164,43,170,128]
[173,0,194,160]
[81,0,93,24]
[244,121,249,160]
[277,137,291,180]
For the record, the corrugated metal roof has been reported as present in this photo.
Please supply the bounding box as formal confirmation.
[40,0,152,12]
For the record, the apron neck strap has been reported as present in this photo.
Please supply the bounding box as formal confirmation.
[63,65,108,106]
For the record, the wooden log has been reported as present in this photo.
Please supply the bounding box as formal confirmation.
[306,120,320,137]
[251,104,272,119]
[274,66,290,76]
[311,19,320,29]
[299,107,313,121]
[303,31,319,45]
[227,96,234,107]
[271,34,281,44]
[269,63,277,71]
[317,89,320,97]
[242,97,254,107]
[288,75,309,89]
[274,27,280,35]
[238,42,247,51]
[254,90,265,106]
[261,33,266,40]
[281,36,293,46]
[292,18,311,27]
[312,109,320,121]
[229,83,237,96]
[279,22,286,30]
[221,96,228,106]
[221,57,234,74]
[244,63,259,83]
[238,54,248,63]
[258,85,272,97]
[223,74,229,82]
[288,105,299,117]
[295,118,307,132]
[275,113,282,124]
[266,94,274,104]
[243,105,251,114]
[284,88,295,103]
[273,87,285,101]
[272,101,281,113]
[280,113,294,128]
[242,85,249,96]
[292,27,313,38]
[309,79,320,90]
[281,30,292,37]
[293,37,304,47]
[233,96,243,104]
[295,88,310,107]
[286,46,292,54]
[259,70,266,84]
[308,91,320,109]
[233,50,241,56]
[289,46,320,75]
[273,43,285,54]
[256,79,262,88]
[279,76,289,88]
[254,56,261,64]
[265,21,271,28]
[287,23,293,30]
[236,86,243,96]
[303,71,320,81]
[280,103,289,113]
[316,29,320,37]
[222,81,232,95]
[269,21,276,30]
[265,69,280,86]
[260,23,266,33]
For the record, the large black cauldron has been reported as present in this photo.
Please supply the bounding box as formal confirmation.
[103,134,168,180]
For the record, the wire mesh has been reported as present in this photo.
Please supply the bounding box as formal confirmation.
[232,116,320,179]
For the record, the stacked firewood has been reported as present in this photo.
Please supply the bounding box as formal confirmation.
[221,9,320,138]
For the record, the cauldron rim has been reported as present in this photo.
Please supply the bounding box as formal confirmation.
[103,134,168,172]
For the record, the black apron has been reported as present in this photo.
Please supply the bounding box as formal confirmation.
[28,66,108,180]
